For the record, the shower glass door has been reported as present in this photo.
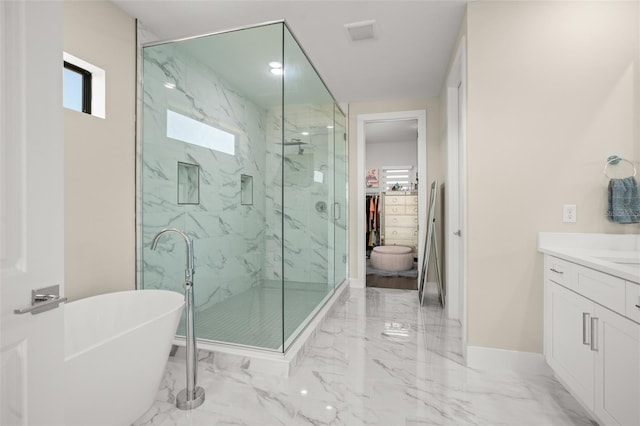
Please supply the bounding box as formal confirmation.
[334,107,348,286]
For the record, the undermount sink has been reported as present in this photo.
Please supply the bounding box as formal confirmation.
[595,256,640,265]
[594,256,640,273]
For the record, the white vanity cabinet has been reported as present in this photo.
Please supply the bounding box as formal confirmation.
[593,302,640,425]
[546,280,595,411]
[544,255,640,425]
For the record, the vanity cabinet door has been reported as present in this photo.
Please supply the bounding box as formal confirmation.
[594,305,640,426]
[547,281,595,411]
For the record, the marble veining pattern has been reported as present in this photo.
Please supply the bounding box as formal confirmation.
[141,42,269,312]
[134,287,596,426]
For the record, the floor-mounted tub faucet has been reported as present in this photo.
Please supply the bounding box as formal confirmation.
[151,228,205,410]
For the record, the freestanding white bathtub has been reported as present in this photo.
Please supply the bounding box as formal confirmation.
[64,289,184,426]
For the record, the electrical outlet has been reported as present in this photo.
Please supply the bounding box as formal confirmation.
[563,204,577,223]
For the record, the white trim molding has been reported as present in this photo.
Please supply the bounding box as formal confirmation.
[349,276,365,289]
[466,346,552,376]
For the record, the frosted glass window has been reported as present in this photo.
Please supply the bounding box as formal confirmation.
[166,110,235,155]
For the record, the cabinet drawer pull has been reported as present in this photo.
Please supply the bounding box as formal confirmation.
[636,304,640,310]
[590,317,598,352]
[582,312,590,345]
[549,268,564,274]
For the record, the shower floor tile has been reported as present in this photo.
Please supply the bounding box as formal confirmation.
[176,281,331,350]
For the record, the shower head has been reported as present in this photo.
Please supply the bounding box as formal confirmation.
[282,138,307,146]
[279,138,308,155]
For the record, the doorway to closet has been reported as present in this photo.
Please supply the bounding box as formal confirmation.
[365,120,418,290]
[357,111,426,291]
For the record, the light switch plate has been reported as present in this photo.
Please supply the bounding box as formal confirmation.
[563,204,577,223]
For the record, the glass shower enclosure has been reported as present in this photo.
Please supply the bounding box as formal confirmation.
[139,21,348,352]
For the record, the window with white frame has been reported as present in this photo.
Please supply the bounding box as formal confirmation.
[381,166,414,191]
[62,52,106,119]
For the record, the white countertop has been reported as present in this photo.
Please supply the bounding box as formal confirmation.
[538,233,640,284]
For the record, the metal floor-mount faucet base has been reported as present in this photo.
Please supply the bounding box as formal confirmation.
[176,386,205,410]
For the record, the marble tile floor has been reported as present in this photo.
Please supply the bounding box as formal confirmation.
[134,286,596,426]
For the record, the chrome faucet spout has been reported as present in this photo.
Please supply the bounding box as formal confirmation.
[151,228,195,284]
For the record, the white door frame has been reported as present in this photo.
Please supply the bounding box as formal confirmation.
[355,110,427,289]
[445,37,468,360]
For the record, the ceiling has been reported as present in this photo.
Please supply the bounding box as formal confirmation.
[113,0,468,105]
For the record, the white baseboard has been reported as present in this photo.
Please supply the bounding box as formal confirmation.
[349,276,365,288]
[466,345,552,376]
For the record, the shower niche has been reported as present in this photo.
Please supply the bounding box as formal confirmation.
[138,22,348,353]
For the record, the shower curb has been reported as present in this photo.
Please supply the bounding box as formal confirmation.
[171,280,350,377]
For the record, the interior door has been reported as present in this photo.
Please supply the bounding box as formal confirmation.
[446,81,464,320]
[455,81,465,321]
[1,1,65,425]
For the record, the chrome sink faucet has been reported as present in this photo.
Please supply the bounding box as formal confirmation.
[150,228,205,410]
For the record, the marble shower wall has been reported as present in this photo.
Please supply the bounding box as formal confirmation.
[141,42,269,310]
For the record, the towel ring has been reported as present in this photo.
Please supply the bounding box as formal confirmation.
[603,155,637,179]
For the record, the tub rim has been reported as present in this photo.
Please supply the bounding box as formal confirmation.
[64,289,184,362]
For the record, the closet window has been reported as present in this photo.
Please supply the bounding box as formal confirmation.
[381,166,413,191]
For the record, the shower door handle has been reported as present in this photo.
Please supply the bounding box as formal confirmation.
[333,202,341,220]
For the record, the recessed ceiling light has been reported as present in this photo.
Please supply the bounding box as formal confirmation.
[301,131,309,136]
[327,125,334,129]
[269,61,282,69]
[270,68,284,75]
[164,82,176,89]
[300,389,308,395]
[344,20,376,42]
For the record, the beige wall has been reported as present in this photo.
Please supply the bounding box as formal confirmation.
[465,1,640,352]
[348,97,441,281]
[64,1,136,301]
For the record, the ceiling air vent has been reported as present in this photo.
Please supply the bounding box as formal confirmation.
[344,20,376,42]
